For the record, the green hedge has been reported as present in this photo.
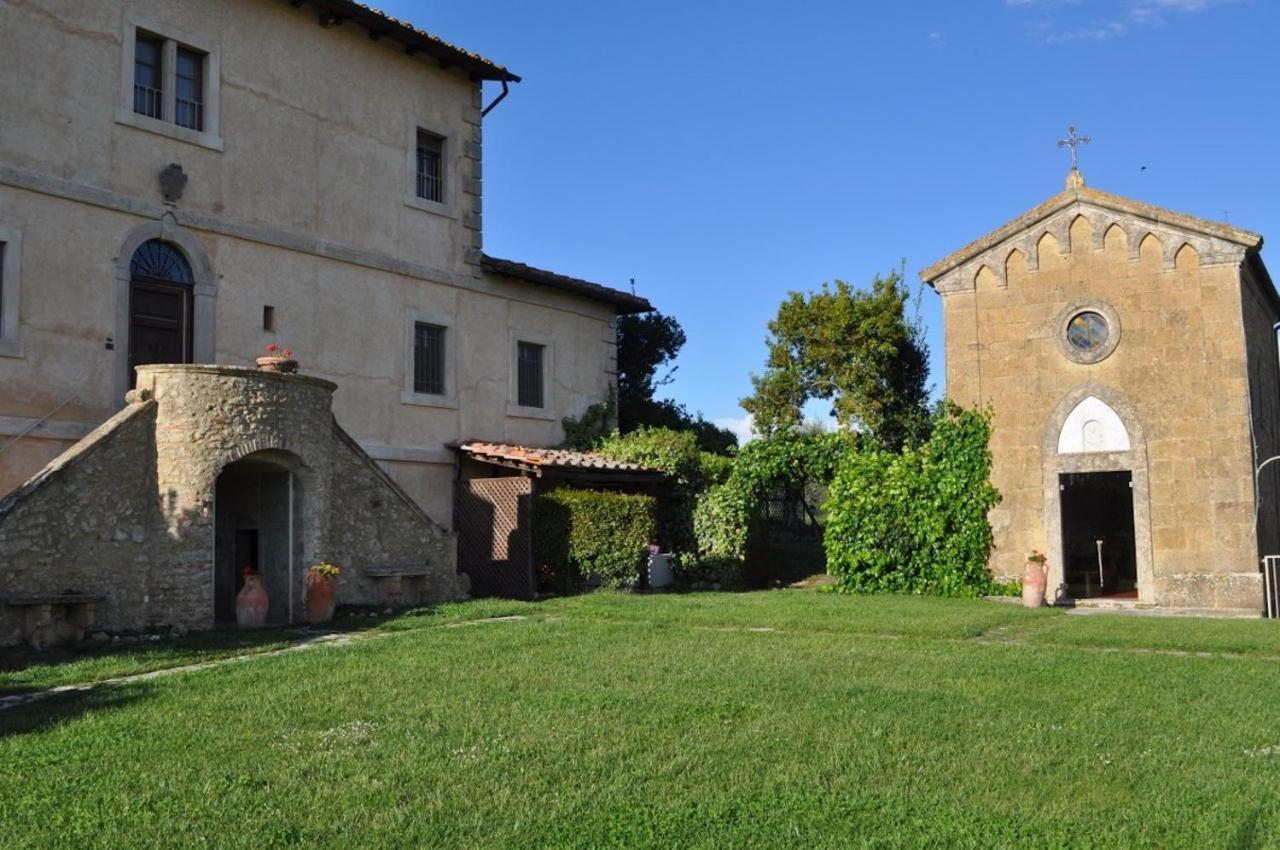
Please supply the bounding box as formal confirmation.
[597,427,711,557]
[533,488,657,589]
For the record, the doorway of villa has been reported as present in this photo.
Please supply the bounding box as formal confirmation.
[213,454,300,625]
[1059,471,1137,600]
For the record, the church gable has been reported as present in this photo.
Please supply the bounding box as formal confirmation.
[922,172,1262,294]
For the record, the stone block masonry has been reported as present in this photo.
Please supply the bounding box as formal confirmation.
[0,365,462,646]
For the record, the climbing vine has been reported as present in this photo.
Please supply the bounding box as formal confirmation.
[693,431,848,563]
[823,402,1003,596]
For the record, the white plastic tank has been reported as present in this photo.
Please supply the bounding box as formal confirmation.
[646,553,673,589]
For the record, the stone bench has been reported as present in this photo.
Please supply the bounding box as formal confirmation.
[362,565,432,605]
[2,593,104,649]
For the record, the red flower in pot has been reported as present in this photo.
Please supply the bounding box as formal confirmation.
[256,343,299,374]
[305,562,341,625]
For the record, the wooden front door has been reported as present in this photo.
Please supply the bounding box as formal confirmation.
[128,277,193,386]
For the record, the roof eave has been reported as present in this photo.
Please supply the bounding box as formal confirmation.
[481,254,654,314]
[920,183,1263,287]
[299,0,521,82]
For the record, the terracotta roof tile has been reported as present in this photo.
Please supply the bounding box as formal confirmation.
[302,1,519,81]
[481,255,653,314]
[455,441,663,475]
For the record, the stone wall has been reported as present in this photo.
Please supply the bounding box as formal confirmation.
[0,402,161,644]
[326,425,462,607]
[141,365,339,631]
[0,365,464,645]
[1241,261,1280,560]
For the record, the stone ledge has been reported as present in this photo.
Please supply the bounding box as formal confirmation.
[2,593,104,606]
[136,363,338,393]
[364,566,431,578]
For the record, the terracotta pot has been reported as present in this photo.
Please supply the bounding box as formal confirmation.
[1022,560,1048,608]
[236,574,269,628]
[305,574,337,625]
[255,355,299,374]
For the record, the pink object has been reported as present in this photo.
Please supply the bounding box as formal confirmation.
[236,574,269,628]
[1022,560,1047,608]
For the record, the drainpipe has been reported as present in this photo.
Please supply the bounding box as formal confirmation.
[481,77,511,117]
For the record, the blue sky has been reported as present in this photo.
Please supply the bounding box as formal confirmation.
[379,0,1280,441]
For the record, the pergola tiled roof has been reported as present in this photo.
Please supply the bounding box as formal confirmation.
[292,1,520,82]
[481,255,653,315]
[454,441,664,478]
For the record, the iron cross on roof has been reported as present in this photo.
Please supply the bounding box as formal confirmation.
[1058,126,1091,171]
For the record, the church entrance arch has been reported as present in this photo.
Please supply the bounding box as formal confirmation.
[1042,384,1154,603]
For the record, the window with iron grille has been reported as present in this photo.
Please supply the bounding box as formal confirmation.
[517,341,545,408]
[175,47,204,131]
[0,228,21,357]
[416,130,444,203]
[133,33,164,119]
[413,322,446,395]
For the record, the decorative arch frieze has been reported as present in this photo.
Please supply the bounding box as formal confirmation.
[929,200,1249,294]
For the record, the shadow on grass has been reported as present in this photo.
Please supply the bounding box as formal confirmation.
[0,607,413,696]
[0,682,154,739]
[1231,806,1264,850]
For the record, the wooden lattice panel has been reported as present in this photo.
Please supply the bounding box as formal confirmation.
[455,476,534,599]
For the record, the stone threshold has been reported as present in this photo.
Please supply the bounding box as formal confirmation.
[985,594,1262,618]
[1062,598,1260,619]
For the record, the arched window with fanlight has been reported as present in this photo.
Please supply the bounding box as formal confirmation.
[128,239,194,386]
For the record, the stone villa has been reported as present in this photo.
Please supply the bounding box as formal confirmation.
[923,168,1279,613]
[0,1,650,643]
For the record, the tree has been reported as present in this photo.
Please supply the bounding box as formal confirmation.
[615,311,737,454]
[741,272,930,451]
[616,312,685,430]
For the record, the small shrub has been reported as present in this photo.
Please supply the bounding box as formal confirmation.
[823,403,1002,597]
[597,427,706,555]
[561,392,616,451]
[533,488,657,589]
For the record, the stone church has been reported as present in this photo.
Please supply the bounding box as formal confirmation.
[923,167,1279,613]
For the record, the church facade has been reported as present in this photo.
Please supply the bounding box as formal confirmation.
[923,170,1279,613]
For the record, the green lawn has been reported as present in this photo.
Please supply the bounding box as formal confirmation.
[3,592,1280,848]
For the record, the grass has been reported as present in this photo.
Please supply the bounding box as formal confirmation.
[0,598,534,695]
[4,591,1280,848]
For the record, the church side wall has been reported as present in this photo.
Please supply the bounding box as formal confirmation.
[1240,263,1280,561]
[943,218,1259,608]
